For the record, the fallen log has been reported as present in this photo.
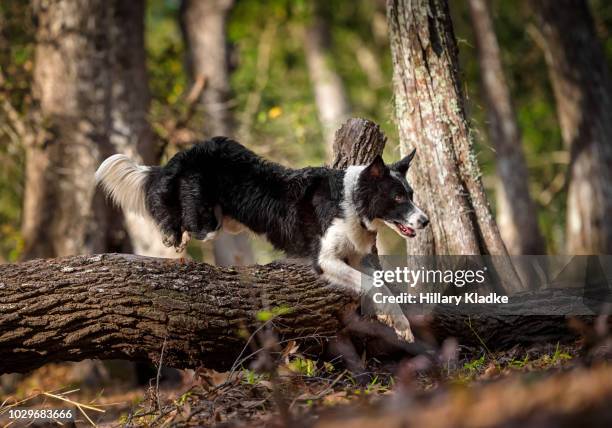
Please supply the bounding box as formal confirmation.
[0,254,355,374]
[0,253,587,374]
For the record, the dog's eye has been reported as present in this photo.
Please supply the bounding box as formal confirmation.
[394,195,406,203]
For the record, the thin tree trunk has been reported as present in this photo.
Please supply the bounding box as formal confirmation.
[304,9,351,158]
[22,0,177,260]
[23,0,123,258]
[533,0,612,255]
[386,0,510,258]
[468,0,544,255]
[180,0,254,266]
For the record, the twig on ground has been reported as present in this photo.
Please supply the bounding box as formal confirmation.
[156,336,168,413]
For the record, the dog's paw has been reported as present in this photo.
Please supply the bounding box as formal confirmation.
[394,325,415,343]
[174,231,191,253]
[376,313,415,343]
[162,232,178,248]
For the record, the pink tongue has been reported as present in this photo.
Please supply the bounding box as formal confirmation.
[400,224,413,235]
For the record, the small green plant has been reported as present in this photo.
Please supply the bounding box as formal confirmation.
[287,357,317,377]
[364,376,391,394]
[256,305,293,322]
[546,343,573,365]
[508,355,530,369]
[463,354,486,372]
[323,361,335,373]
[176,391,192,406]
[242,369,264,385]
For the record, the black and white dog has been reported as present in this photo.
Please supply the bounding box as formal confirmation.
[96,137,429,339]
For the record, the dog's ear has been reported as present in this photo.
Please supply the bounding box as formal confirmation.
[391,148,416,176]
[363,155,387,179]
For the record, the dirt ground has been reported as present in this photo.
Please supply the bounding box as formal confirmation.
[2,328,611,428]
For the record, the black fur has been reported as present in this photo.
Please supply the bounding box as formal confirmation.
[140,137,428,268]
[354,154,423,227]
[145,137,345,258]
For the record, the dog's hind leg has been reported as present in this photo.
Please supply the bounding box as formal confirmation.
[179,175,222,242]
[146,191,183,248]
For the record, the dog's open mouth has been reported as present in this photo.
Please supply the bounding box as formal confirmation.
[394,222,416,237]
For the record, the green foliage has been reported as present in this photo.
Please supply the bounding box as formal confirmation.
[228,0,324,166]
[0,1,33,261]
[463,354,486,372]
[287,356,317,377]
[544,342,573,365]
[145,0,189,141]
[508,355,530,369]
[242,368,267,385]
[256,305,292,322]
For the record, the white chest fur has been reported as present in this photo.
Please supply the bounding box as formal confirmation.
[319,216,376,263]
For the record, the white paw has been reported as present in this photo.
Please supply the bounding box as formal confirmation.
[376,314,415,343]
[394,326,415,343]
[175,231,191,253]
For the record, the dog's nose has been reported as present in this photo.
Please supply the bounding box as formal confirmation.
[419,215,429,228]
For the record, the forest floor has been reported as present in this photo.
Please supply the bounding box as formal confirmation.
[2,331,611,427]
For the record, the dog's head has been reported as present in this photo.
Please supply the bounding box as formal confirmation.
[354,149,429,238]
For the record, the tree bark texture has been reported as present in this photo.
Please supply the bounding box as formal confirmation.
[386,0,509,258]
[180,0,254,266]
[304,8,351,158]
[468,0,545,256]
[0,254,586,374]
[533,0,612,255]
[23,0,178,260]
[331,118,387,169]
[0,254,353,374]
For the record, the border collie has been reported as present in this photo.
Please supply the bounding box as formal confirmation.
[96,137,429,339]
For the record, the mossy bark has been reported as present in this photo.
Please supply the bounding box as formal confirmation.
[386,0,510,258]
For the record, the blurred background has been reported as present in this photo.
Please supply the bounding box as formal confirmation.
[1,0,612,263]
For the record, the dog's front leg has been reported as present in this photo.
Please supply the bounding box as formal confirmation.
[349,257,414,343]
[318,256,364,295]
[319,255,414,343]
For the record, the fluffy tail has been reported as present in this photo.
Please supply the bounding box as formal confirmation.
[95,154,152,217]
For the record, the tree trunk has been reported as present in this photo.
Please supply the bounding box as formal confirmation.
[22,0,177,260]
[468,0,544,255]
[386,0,510,258]
[180,0,254,266]
[0,253,586,374]
[23,0,121,258]
[533,0,612,255]
[331,118,387,169]
[304,8,351,158]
